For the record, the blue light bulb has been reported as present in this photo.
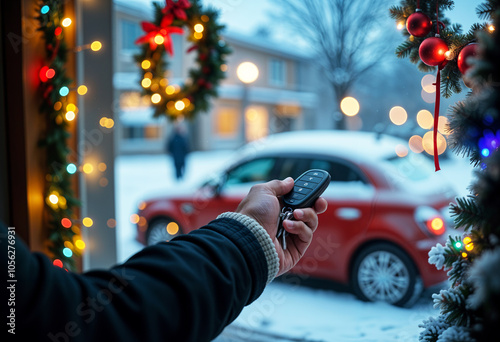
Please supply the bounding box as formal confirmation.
[41,5,49,14]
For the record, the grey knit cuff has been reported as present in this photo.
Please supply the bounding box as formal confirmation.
[217,212,279,284]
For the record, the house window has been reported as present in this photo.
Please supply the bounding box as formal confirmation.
[245,106,268,142]
[121,19,142,51]
[270,58,286,86]
[215,108,239,138]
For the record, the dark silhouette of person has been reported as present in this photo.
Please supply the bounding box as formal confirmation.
[167,123,189,180]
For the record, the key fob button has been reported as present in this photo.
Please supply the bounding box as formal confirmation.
[296,180,314,189]
[291,192,306,200]
[304,176,322,184]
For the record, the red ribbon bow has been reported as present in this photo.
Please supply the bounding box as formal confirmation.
[135,14,184,54]
[163,0,191,21]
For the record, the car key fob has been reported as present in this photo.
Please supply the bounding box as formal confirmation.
[283,169,331,209]
[278,169,330,250]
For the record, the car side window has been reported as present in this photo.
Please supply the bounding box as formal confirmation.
[225,158,276,186]
[310,159,365,183]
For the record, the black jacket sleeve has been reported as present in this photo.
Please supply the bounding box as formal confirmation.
[4,217,269,342]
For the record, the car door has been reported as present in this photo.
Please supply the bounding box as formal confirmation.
[191,157,280,227]
[277,156,375,281]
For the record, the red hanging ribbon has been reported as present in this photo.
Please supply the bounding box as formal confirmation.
[433,0,441,172]
[433,67,441,171]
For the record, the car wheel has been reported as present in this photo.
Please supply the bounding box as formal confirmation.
[351,243,421,307]
[146,218,181,246]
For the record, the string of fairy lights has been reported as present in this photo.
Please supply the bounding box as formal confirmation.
[36,0,112,270]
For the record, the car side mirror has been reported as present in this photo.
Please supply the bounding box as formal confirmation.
[203,175,225,198]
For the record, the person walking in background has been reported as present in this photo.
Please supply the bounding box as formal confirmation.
[167,122,189,180]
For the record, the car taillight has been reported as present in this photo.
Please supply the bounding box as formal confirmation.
[414,206,446,236]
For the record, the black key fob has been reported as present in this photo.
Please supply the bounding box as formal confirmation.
[283,169,331,209]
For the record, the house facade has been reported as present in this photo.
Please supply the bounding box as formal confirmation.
[114,0,333,154]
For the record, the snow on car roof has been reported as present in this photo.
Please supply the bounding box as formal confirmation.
[239,130,402,163]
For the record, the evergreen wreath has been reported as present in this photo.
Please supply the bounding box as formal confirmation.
[135,0,231,119]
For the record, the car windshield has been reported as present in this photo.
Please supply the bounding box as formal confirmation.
[379,153,436,189]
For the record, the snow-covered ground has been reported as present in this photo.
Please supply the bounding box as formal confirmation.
[115,148,475,342]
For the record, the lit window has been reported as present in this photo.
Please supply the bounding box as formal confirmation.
[215,108,239,138]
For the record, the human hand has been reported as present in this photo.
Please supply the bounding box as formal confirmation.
[236,177,328,276]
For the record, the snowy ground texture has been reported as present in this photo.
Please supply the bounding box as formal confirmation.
[115,150,475,342]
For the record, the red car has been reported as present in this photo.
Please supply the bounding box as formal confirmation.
[136,130,454,306]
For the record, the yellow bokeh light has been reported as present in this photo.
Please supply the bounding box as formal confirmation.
[165,85,176,95]
[421,89,435,103]
[409,135,424,153]
[397,21,404,30]
[65,111,76,121]
[130,214,140,224]
[66,103,76,112]
[151,93,162,104]
[105,118,114,128]
[64,241,73,249]
[141,78,152,88]
[82,163,94,174]
[182,98,191,107]
[462,252,468,258]
[340,97,360,117]
[389,106,407,125]
[194,24,204,33]
[465,243,474,251]
[166,222,179,235]
[54,101,63,111]
[421,74,436,93]
[201,15,209,22]
[417,110,434,129]
[141,60,151,69]
[49,194,59,204]
[62,18,72,27]
[431,218,444,231]
[98,162,107,172]
[154,34,164,45]
[77,85,88,95]
[236,62,259,84]
[174,100,185,111]
[489,24,495,32]
[463,236,472,245]
[422,131,447,155]
[91,41,102,51]
[220,64,228,72]
[193,32,203,39]
[138,202,147,210]
[395,144,408,157]
[75,239,86,250]
[82,217,93,227]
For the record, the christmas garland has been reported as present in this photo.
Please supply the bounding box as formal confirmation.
[135,0,231,120]
[36,0,82,271]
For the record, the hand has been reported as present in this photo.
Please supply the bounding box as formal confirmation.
[236,177,328,277]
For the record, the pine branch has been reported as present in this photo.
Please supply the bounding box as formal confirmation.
[450,196,483,231]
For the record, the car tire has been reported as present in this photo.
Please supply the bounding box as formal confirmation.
[146,218,181,246]
[351,243,422,307]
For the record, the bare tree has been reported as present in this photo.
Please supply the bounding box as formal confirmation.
[274,0,393,129]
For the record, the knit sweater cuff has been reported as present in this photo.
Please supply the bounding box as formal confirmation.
[217,212,279,284]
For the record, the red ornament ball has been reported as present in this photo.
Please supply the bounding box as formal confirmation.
[406,11,432,37]
[419,37,449,66]
[457,43,478,75]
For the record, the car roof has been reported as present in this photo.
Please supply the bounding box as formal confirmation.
[239,130,401,164]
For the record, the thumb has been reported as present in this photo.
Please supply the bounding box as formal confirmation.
[266,177,294,197]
